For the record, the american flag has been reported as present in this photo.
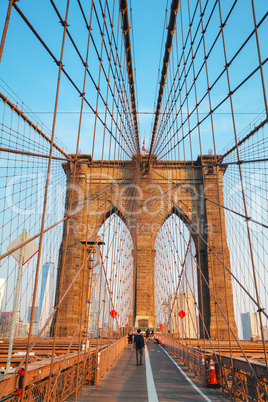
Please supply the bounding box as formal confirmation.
[142,139,149,153]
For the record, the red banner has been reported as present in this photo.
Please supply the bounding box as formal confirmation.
[110,309,117,318]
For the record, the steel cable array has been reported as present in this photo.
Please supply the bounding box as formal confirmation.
[0,0,267,400]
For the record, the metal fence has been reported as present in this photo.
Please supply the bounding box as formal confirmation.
[160,335,268,401]
[95,335,128,385]
[0,336,128,401]
[160,335,205,381]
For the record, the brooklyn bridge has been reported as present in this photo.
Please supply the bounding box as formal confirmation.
[0,0,267,400]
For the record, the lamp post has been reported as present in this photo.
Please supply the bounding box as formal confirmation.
[162,299,169,336]
[80,235,105,269]
[80,236,105,342]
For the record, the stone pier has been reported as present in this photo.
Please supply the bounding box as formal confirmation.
[52,155,237,339]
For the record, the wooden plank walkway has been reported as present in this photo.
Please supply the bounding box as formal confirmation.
[68,340,227,401]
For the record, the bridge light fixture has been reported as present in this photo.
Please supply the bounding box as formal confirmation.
[80,235,105,269]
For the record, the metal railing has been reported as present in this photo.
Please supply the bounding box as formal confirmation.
[0,351,95,401]
[95,336,128,385]
[160,335,205,382]
[160,335,268,401]
[0,336,128,401]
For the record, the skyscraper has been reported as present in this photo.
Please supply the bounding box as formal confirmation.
[27,306,38,322]
[0,278,5,312]
[264,326,268,341]
[38,261,55,335]
[88,262,106,336]
[0,311,20,338]
[169,291,197,339]
[27,306,38,335]
[241,312,260,340]
[88,264,101,336]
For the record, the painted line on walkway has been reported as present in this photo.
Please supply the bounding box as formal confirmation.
[145,344,159,402]
[160,345,212,402]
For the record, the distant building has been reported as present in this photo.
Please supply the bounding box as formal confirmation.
[102,322,109,337]
[169,292,197,339]
[38,261,55,335]
[264,326,268,341]
[88,266,101,336]
[27,306,38,323]
[0,311,20,338]
[241,312,260,340]
[0,279,5,312]
[88,262,106,336]
[19,321,30,337]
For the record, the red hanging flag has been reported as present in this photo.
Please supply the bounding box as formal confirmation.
[159,323,163,330]
[178,310,185,319]
[125,323,129,330]
[110,309,117,318]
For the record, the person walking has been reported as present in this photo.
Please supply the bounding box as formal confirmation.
[145,328,150,342]
[135,329,145,366]
[128,331,133,348]
[133,329,138,348]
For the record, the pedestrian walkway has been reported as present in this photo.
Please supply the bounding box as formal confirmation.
[68,341,227,401]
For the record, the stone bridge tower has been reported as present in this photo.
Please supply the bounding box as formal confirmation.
[52,155,238,340]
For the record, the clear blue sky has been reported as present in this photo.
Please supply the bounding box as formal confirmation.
[0,0,169,156]
[0,0,267,158]
[0,0,267,336]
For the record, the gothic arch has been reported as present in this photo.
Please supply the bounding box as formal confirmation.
[96,204,135,245]
[156,204,199,255]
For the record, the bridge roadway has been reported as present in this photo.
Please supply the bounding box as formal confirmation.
[68,340,226,401]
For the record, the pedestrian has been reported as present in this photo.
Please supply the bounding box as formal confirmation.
[135,328,145,366]
[133,329,138,348]
[145,328,150,341]
[128,330,133,348]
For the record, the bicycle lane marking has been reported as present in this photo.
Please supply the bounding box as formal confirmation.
[159,345,212,402]
[145,344,159,402]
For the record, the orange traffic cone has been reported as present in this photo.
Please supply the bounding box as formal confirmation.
[207,356,220,388]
